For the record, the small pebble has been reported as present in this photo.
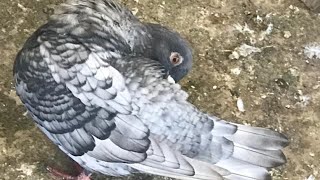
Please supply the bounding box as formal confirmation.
[231,67,241,75]
[284,31,292,38]
[307,175,315,180]
[237,98,245,112]
[229,51,240,60]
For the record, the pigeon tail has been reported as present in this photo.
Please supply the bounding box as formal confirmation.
[128,111,288,180]
[187,117,289,180]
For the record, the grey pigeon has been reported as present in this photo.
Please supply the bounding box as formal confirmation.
[13,0,288,180]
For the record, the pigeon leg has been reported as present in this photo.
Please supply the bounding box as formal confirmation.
[47,163,92,180]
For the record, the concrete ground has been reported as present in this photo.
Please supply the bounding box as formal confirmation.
[0,0,319,179]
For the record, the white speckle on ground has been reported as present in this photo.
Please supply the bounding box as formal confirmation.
[4,90,22,105]
[259,23,274,41]
[16,164,36,176]
[234,23,255,34]
[237,97,245,112]
[283,31,292,38]
[230,67,242,75]
[304,43,320,59]
[229,44,262,59]
[306,175,315,180]
[131,7,139,15]
[309,152,315,157]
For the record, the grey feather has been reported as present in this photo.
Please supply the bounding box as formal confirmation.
[13,0,287,179]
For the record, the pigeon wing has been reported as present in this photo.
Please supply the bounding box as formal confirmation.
[14,29,150,164]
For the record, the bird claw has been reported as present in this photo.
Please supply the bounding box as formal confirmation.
[47,163,91,180]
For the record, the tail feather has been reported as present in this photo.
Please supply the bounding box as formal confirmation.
[210,120,237,136]
[228,124,289,150]
[225,175,271,180]
[209,118,288,167]
[130,117,288,180]
[131,154,271,180]
[196,117,288,179]
[216,157,271,179]
[130,160,224,180]
[233,143,287,167]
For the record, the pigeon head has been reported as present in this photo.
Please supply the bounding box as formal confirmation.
[146,23,193,82]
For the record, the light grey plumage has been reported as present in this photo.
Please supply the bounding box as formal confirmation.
[13,0,288,180]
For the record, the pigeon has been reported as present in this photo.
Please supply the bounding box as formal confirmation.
[13,0,288,180]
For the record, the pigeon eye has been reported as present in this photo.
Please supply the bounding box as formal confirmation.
[170,52,183,66]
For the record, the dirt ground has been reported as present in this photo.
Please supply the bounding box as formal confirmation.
[0,0,319,179]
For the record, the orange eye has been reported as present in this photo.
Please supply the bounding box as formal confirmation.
[170,52,183,66]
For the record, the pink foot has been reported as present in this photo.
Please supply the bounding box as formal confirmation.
[47,163,91,180]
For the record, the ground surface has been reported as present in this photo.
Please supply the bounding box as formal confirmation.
[0,0,319,179]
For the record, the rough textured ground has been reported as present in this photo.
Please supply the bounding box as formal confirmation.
[0,0,319,179]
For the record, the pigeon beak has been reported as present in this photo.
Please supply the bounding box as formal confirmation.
[167,75,176,84]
